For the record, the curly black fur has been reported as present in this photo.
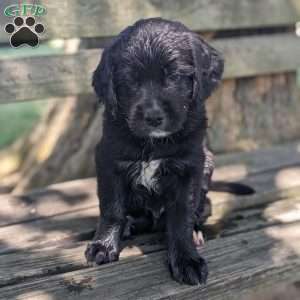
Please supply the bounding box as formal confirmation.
[85,18,224,285]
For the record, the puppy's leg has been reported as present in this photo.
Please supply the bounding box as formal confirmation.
[164,166,208,285]
[123,215,153,238]
[202,140,214,194]
[194,141,214,228]
[85,170,126,265]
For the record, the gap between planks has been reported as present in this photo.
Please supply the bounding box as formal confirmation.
[0,142,299,295]
[0,141,299,254]
[1,141,299,227]
[1,221,300,299]
[0,192,299,289]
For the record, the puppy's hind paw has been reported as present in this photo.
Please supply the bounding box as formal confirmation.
[85,240,119,266]
[193,230,205,250]
[168,251,208,285]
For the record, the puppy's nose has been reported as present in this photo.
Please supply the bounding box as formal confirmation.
[144,109,163,127]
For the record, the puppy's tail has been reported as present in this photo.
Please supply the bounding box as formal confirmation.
[210,181,255,195]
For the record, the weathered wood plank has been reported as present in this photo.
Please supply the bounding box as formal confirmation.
[1,221,300,299]
[0,179,97,227]
[0,150,300,231]
[214,141,300,180]
[0,170,299,255]
[240,282,300,300]
[1,141,299,228]
[1,182,300,255]
[1,195,299,288]
[1,34,300,104]
[1,0,299,42]
[0,206,97,254]
[0,50,98,104]
[0,233,165,288]
[214,35,300,78]
[0,143,299,291]
[216,195,300,237]
[208,73,300,152]
[0,142,299,254]
[210,186,300,223]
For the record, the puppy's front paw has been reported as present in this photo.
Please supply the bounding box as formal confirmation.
[168,250,208,285]
[85,240,119,265]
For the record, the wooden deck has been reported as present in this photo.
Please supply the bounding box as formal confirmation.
[1,142,300,299]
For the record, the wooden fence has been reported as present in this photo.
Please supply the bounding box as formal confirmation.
[1,0,300,152]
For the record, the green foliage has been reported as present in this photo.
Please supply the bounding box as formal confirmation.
[0,101,46,149]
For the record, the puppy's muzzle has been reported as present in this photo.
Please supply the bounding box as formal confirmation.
[144,107,164,128]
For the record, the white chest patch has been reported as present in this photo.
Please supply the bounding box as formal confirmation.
[138,159,161,191]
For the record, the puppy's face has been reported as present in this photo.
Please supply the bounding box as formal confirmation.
[115,58,193,138]
[93,19,224,138]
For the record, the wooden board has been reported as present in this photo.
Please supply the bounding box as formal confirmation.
[0,154,299,287]
[1,181,300,255]
[1,0,299,41]
[0,179,98,227]
[1,194,300,288]
[0,34,300,104]
[1,222,300,299]
[0,143,300,298]
[1,141,299,226]
[214,141,300,179]
[0,141,299,254]
[208,73,300,152]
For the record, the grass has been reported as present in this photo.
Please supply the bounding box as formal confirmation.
[0,101,46,149]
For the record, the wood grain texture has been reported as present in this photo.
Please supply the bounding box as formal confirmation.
[0,166,299,286]
[0,234,165,288]
[0,141,299,226]
[1,194,299,288]
[0,206,98,254]
[1,0,299,41]
[1,34,300,104]
[208,72,300,152]
[1,222,300,299]
[0,142,299,255]
[0,143,299,297]
[1,181,300,254]
[214,141,300,178]
[0,179,97,227]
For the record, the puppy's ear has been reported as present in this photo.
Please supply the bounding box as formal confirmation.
[92,48,117,117]
[191,34,224,101]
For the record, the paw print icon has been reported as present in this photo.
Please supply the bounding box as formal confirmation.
[5,16,45,48]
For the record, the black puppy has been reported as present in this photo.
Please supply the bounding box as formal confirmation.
[85,18,224,285]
